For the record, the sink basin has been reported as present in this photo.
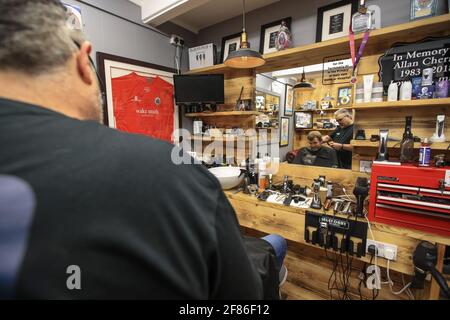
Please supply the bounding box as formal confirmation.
[208,166,245,190]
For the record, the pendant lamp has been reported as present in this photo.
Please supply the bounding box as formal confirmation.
[293,68,315,91]
[224,0,265,69]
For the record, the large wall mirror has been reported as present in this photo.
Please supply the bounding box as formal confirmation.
[257,65,354,171]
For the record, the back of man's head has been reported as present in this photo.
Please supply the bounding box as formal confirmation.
[0,0,80,74]
[0,0,102,122]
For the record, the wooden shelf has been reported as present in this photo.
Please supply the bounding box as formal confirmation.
[352,98,450,110]
[185,111,260,117]
[185,63,229,75]
[257,110,279,115]
[351,140,450,150]
[295,107,353,112]
[296,128,335,131]
[257,14,450,73]
[186,135,256,142]
[294,98,450,113]
[184,14,450,75]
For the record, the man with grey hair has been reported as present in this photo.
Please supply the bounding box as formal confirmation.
[0,0,265,299]
[323,108,354,169]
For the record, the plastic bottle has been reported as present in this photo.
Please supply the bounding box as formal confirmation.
[418,138,431,167]
[400,81,412,100]
[387,82,398,101]
[258,161,267,190]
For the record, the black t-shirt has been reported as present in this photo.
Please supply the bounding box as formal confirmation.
[292,147,338,168]
[0,98,263,299]
[330,124,354,169]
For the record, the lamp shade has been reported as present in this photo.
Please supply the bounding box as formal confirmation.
[293,81,315,91]
[224,48,266,69]
[293,68,315,91]
[223,0,265,69]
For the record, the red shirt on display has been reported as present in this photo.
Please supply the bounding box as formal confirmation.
[112,72,174,142]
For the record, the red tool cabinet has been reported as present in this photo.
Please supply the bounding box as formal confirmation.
[369,163,450,237]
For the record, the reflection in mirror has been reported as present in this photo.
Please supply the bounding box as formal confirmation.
[260,61,354,171]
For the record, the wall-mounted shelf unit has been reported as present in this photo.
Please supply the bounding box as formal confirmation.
[296,128,335,132]
[256,14,450,73]
[185,111,260,117]
[184,14,450,76]
[185,136,257,142]
[351,140,450,150]
[352,98,450,110]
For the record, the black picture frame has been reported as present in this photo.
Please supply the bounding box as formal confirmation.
[259,17,292,54]
[279,117,290,147]
[220,32,242,63]
[294,111,313,129]
[410,0,439,21]
[96,52,178,129]
[284,84,294,116]
[337,85,353,107]
[316,0,358,43]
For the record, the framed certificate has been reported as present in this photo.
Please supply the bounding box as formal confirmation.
[316,0,358,42]
[294,111,313,129]
[410,0,438,20]
[220,32,242,63]
[280,117,290,147]
[259,17,292,54]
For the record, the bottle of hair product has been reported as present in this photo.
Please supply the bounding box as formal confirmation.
[387,82,398,101]
[193,118,203,135]
[400,81,412,100]
[258,161,267,190]
[418,138,431,167]
[400,116,414,163]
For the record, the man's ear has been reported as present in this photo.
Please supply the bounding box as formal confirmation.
[75,41,94,85]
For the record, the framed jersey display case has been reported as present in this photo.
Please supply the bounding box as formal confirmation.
[97,52,178,143]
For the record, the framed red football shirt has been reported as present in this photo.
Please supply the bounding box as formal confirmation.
[111,72,174,142]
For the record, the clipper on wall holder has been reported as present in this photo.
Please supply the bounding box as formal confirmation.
[304,211,368,257]
[430,115,446,143]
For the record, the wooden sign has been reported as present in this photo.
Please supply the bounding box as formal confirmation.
[378,37,450,94]
[322,54,353,85]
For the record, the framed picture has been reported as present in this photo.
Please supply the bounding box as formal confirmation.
[280,117,290,147]
[259,17,292,54]
[316,0,358,42]
[410,0,438,20]
[96,52,179,143]
[284,85,294,116]
[294,111,313,129]
[220,32,242,63]
[337,86,353,107]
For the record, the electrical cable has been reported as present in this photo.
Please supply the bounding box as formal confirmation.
[383,260,414,296]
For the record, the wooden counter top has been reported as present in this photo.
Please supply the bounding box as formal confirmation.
[225,190,450,276]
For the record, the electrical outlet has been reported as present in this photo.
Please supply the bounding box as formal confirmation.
[366,239,398,261]
[170,34,184,47]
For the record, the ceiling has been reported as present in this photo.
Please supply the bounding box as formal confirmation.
[133,0,280,34]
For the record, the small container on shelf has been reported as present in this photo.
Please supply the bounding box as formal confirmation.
[371,82,384,102]
[435,80,449,98]
[355,83,364,104]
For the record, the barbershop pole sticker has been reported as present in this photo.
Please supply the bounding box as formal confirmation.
[378,37,450,94]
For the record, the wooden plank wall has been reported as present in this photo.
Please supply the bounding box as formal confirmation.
[222,69,256,111]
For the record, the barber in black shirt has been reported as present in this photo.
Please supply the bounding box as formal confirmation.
[323,109,354,169]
